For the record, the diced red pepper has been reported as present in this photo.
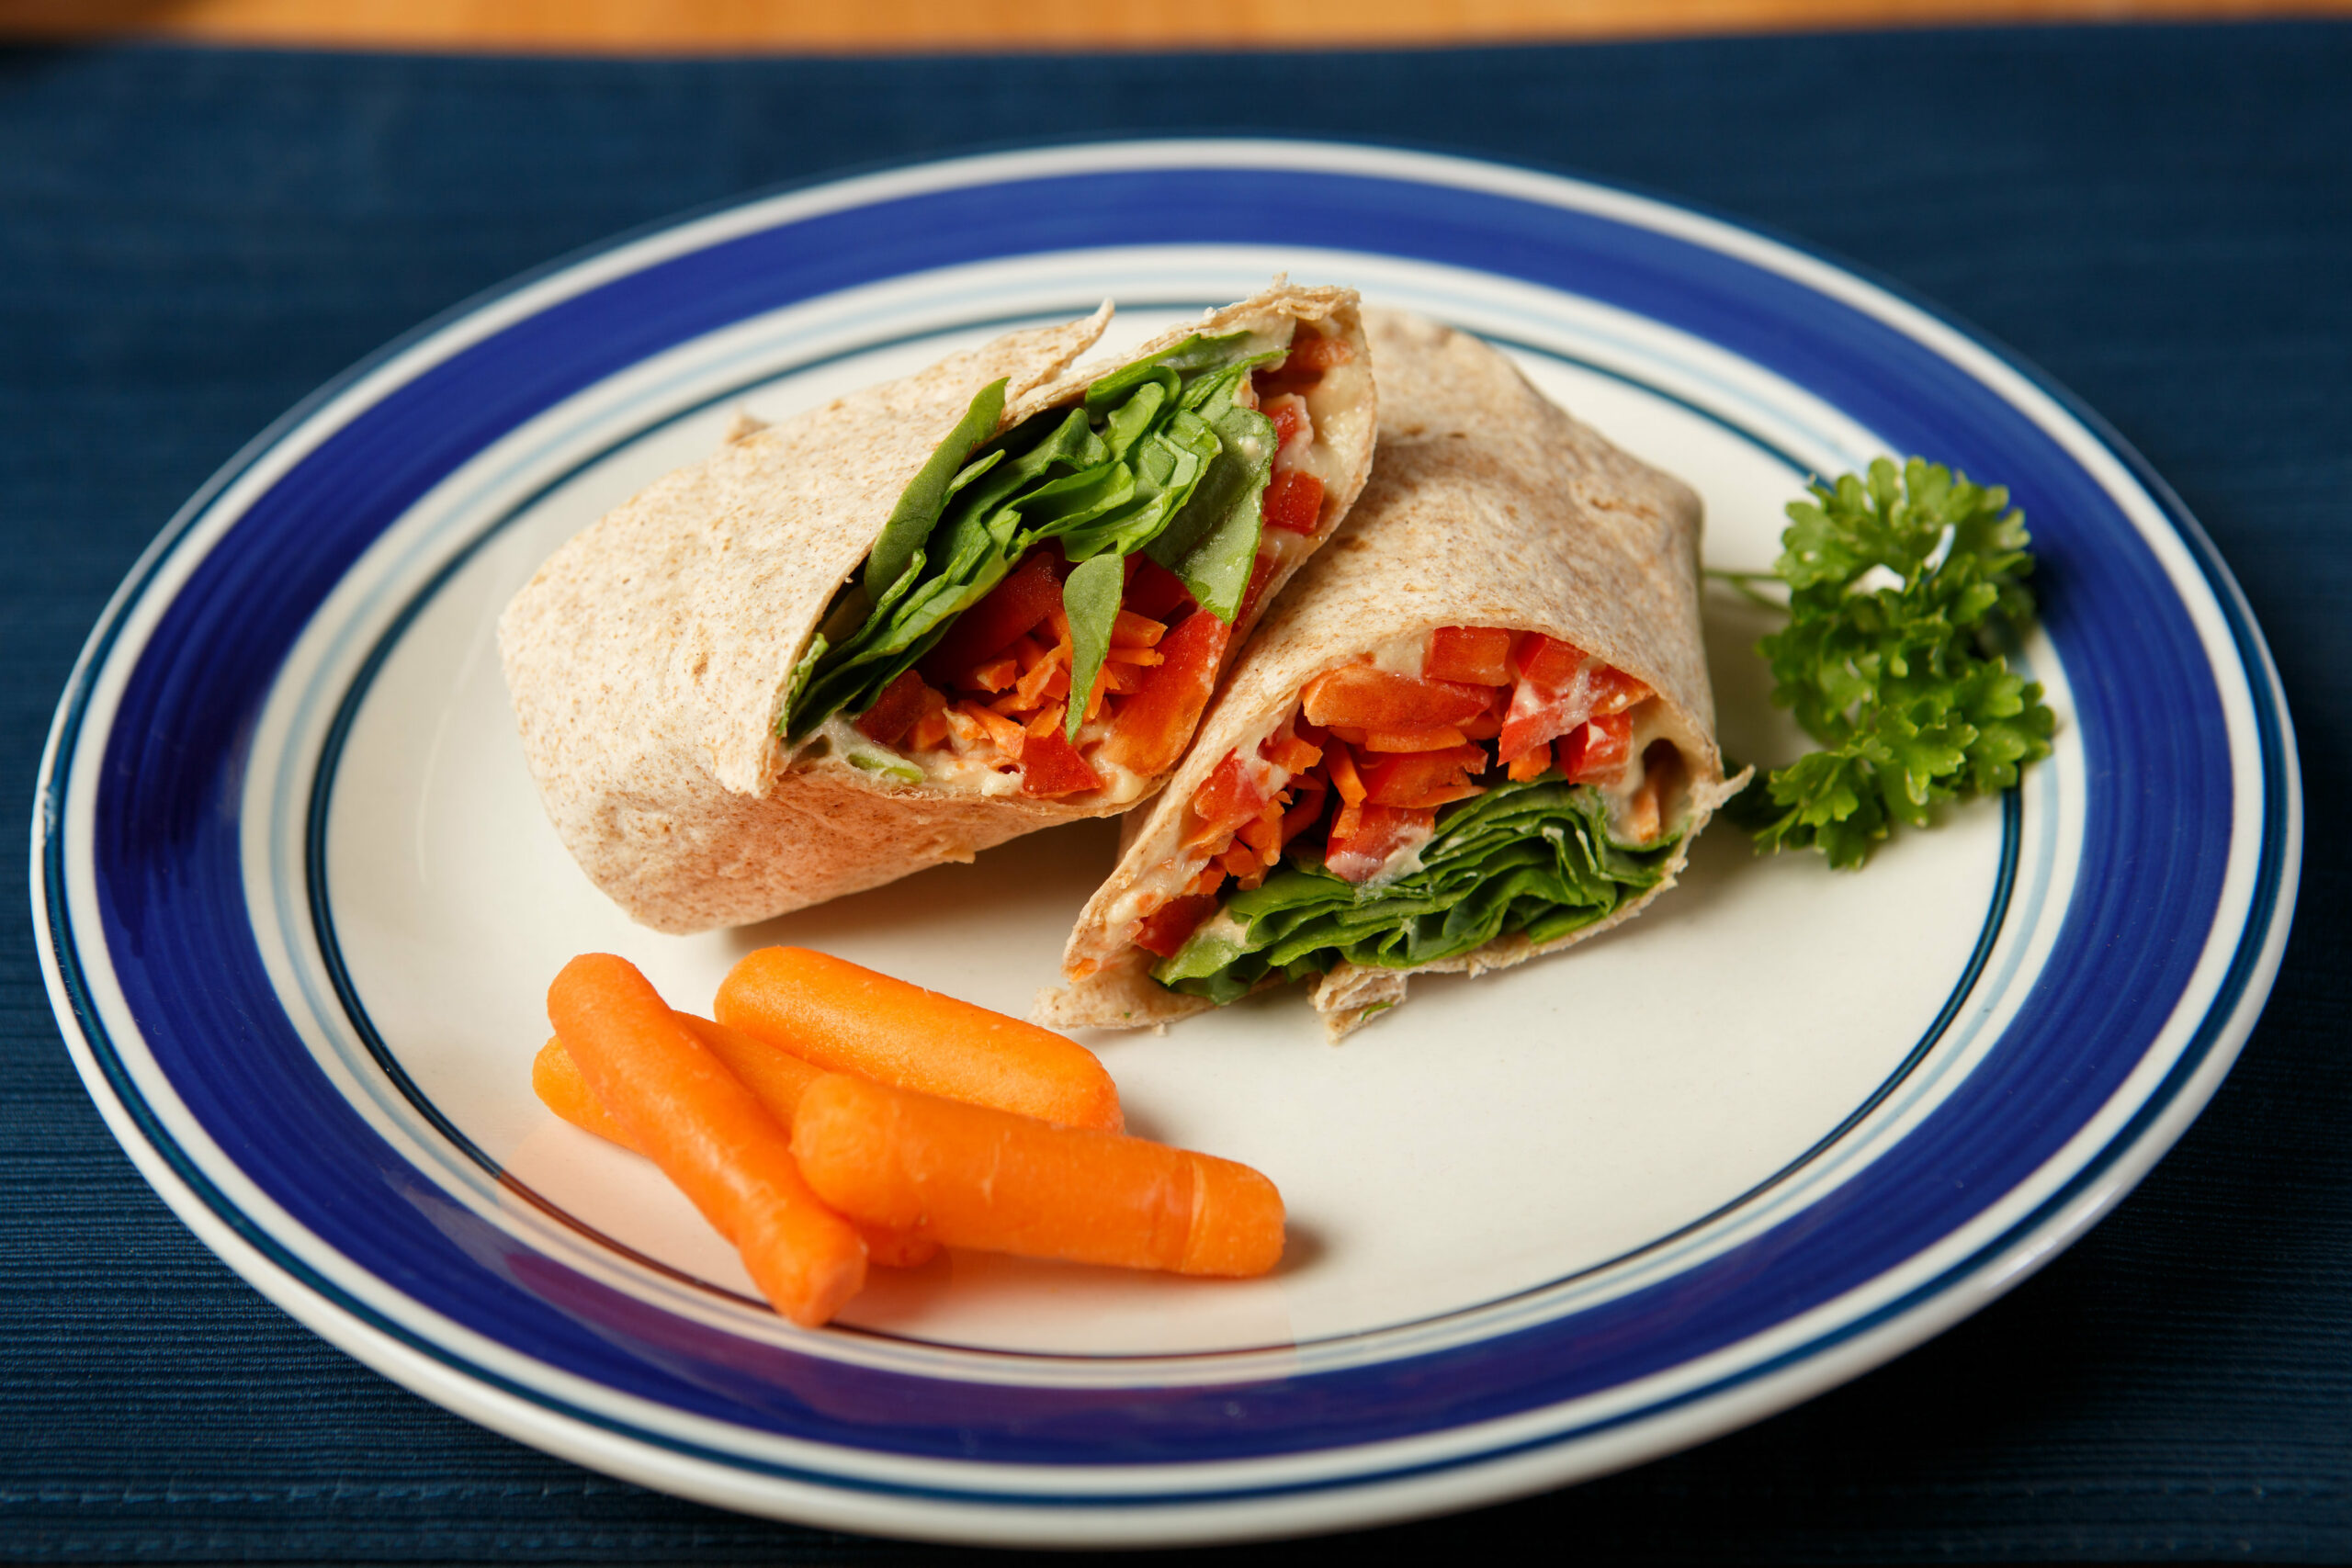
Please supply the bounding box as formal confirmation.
[1558,711,1634,785]
[1265,394,1311,455]
[1498,637,1653,763]
[854,668,934,748]
[1237,547,1282,627]
[1188,751,1271,847]
[1018,724,1103,797]
[1122,555,1194,623]
[1325,802,1435,885]
[1360,745,1488,809]
[922,547,1069,685]
[1301,663,1491,730]
[1095,609,1230,778]
[1261,470,1325,536]
[1512,631,1585,687]
[1255,329,1352,397]
[1586,663,1653,716]
[1424,626,1517,687]
[1497,635,1595,764]
[1133,895,1218,959]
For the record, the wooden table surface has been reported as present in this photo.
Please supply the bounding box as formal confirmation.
[3,0,2348,51]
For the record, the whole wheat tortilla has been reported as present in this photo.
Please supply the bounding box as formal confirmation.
[500,284,1374,934]
[1035,309,1744,1039]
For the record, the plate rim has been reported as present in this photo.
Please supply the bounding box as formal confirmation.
[29,136,2303,1547]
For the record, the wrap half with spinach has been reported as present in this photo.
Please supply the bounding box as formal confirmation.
[1035,310,1743,1039]
[501,285,1374,933]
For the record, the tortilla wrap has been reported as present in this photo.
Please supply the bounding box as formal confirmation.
[1035,309,1744,1039]
[501,284,1374,934]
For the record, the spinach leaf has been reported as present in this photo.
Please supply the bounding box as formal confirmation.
[1152,775,1681,1003]
[1145,368,1278,621]
[864,378,1006,602]
[1059,552,1125,740]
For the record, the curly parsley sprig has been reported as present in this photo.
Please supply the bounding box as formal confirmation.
[1717,457,2055,869]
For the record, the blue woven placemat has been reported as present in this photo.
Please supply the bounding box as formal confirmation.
[2,25,2346,1562]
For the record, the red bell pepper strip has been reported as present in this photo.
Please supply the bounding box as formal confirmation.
[1261,470,1325,536]
[1122,555,1194,623]
[1423,626,1516,687]
[1325,802,1435,885]
[854,668,935,748]
[1134,895,1220,959]
[1188,752,1271,847]
[921,547,1069,685]
[1557,711,1634,784]
[1019,724,1103,797]
[1359,746,1488,809]
[1095,609,1230,778]
[1301,664,1491,730]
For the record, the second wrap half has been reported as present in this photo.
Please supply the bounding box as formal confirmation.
[1039,310,1744,1038]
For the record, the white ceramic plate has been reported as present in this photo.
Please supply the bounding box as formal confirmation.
[34,141,2300,1546]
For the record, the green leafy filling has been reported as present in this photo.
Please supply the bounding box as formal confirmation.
[1720,457,2056,868]
[1152,773,1683,1004]
[784,329,1288,741]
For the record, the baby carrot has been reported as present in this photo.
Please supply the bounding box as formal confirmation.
[716,947,1123,1133]
[791,1075,1284,1278]
[548,954,867,1325]
[534,1026,939,1270]
[533,1034,634,1145]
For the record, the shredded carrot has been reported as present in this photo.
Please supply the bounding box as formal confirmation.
[1261,731,1323,773]
[960,699,1028,761]
[967,654,1019,693]
[1100,661,1150,694]
[1185,865,1227,897]
[1014,647,1070,707]
[1238,802,1285,864]
[1103,645,1164,667]
[547,954,865,1325]
[716,947,1124,1134]
[1507,748,1550,783]
[1326,742,1367,806]
[1110,610,1168,649]
[791,1075,1284,1277]
[1279,783,1329,845]
[1361,725,1470,753]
